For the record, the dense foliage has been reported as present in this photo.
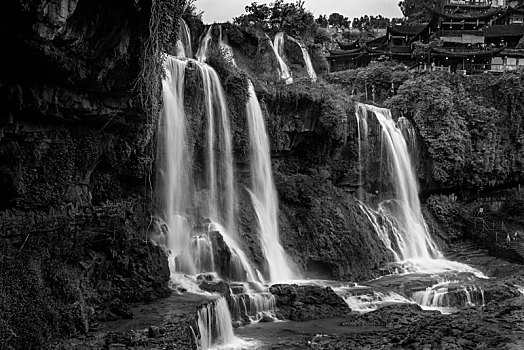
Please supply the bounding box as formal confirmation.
[352,15,403,30]
[233,0,317,39]
[328,62,411,102]
[426,194,465,242]
[398,0,441,23]
[389,71,524,190]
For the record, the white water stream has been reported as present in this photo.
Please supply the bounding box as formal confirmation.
[267,33,292,84]
[355,104,486,277]
[286,34,317,82]
[246,82,295,282]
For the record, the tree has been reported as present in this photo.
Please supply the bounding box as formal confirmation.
[328,12,350,29]
[233,0,318,39]
[316,14,328,28]
[398,0,441,23]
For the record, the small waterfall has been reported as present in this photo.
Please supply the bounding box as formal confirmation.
[176,18,192,58]
[266,33,292,84]
[287,35,317,82]
[197,297,237,350]
[218,25,237,66]
[210,221,261,283]
[196,25,213,62]
[246,82,294,282]
[333,286,413,314]
[358,202,401,261]
[230,290,278,324]
[355,104,369,198]
[397,116,418,162]
[412,282,486,312]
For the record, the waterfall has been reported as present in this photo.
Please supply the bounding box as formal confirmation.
[218,25,236,66]
[287,35,317,82]
[197,297,237,350]
[246,82,294,282]
[196,25,213,62]
[160,57,194,270]
[355,104,369,199]
[159,55,262,284]
[412,282,486,312]
[357,104,441,261]
[358,202,401,261]
[176,19,192,58]
[355,104,486,276]
[267,33,292,84]
[193,61,237,236]
[397,116,418,162]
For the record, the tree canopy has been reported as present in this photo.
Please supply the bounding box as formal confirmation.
[328,13,351,29]
[398,0,441,23]
[233,0,317,39]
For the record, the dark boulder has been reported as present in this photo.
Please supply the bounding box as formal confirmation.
[269,284,351,321]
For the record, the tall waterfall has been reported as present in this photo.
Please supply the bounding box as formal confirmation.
[267,33,292,84]
[160,58,193,267]
[287,35,317,82]
[355,104,369,199]
[356,104,486,275]
[366,104,441,260]
[194,60,237,236]
[159,55,263,283]
[246,82,294,282]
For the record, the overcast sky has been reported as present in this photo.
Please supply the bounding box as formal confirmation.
[195,0,403,24]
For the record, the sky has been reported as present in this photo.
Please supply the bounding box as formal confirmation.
[195,0,403,24]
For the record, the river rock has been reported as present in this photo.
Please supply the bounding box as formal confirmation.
[269,284,351,321]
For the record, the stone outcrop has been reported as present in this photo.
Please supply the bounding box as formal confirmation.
[269,284,351,321]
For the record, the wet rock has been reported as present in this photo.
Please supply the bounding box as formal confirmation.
[198,281,232,299]
[269,284,351,321]
[147,326,160,338]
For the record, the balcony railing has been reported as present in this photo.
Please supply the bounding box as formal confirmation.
[445,0,490,6]
[441,30,483,37]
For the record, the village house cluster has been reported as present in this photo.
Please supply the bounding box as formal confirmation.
[329,0,524,74]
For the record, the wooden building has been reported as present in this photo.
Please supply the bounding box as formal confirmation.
[327,0,524,74]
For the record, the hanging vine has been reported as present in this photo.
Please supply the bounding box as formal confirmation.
[136,0,185,126]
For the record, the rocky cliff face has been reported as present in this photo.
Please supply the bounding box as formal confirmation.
[0,0,181,348]
[194,28,394,281]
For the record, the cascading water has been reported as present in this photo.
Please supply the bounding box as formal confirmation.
[356,104,440,261]
[196,25,213,62]
[194,61,237,237]
[355,104,369,199]
[267,33,292,84]
[159,55,262,285]
[355,104,486,276]
[176,18,193,58]
[160,57,195,272]
[218,25,236,66]
[246,82,294,282]
[286,35,317,82]
[160,54,266,350]
[397,116,418,162]
[197,297,237,350]
[412,282,486,313]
